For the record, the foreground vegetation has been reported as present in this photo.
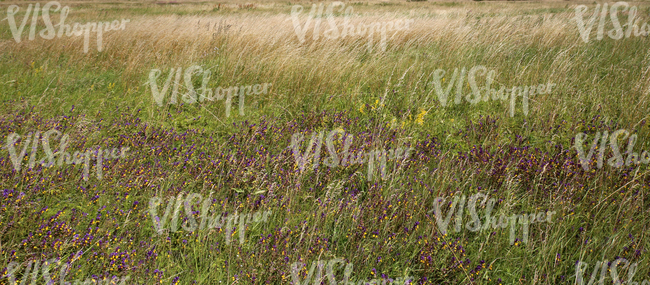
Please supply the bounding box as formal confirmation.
[1,0,649,284]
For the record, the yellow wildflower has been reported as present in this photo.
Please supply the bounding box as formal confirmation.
[415,108,427,125]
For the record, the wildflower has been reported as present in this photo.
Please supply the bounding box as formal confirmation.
[415,109,427,125]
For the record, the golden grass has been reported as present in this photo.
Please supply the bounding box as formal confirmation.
[1,1,648,136]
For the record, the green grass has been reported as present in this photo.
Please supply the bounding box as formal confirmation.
[1,1,650,284]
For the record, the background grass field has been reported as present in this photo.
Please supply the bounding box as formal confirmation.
[1,0,650,284]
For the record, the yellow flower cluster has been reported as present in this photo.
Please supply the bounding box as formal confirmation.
[415,108,428,125]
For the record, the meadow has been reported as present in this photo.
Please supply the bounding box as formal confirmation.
[0,0,650,284]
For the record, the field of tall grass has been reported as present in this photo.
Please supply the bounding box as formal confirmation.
[1,0,650,284]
